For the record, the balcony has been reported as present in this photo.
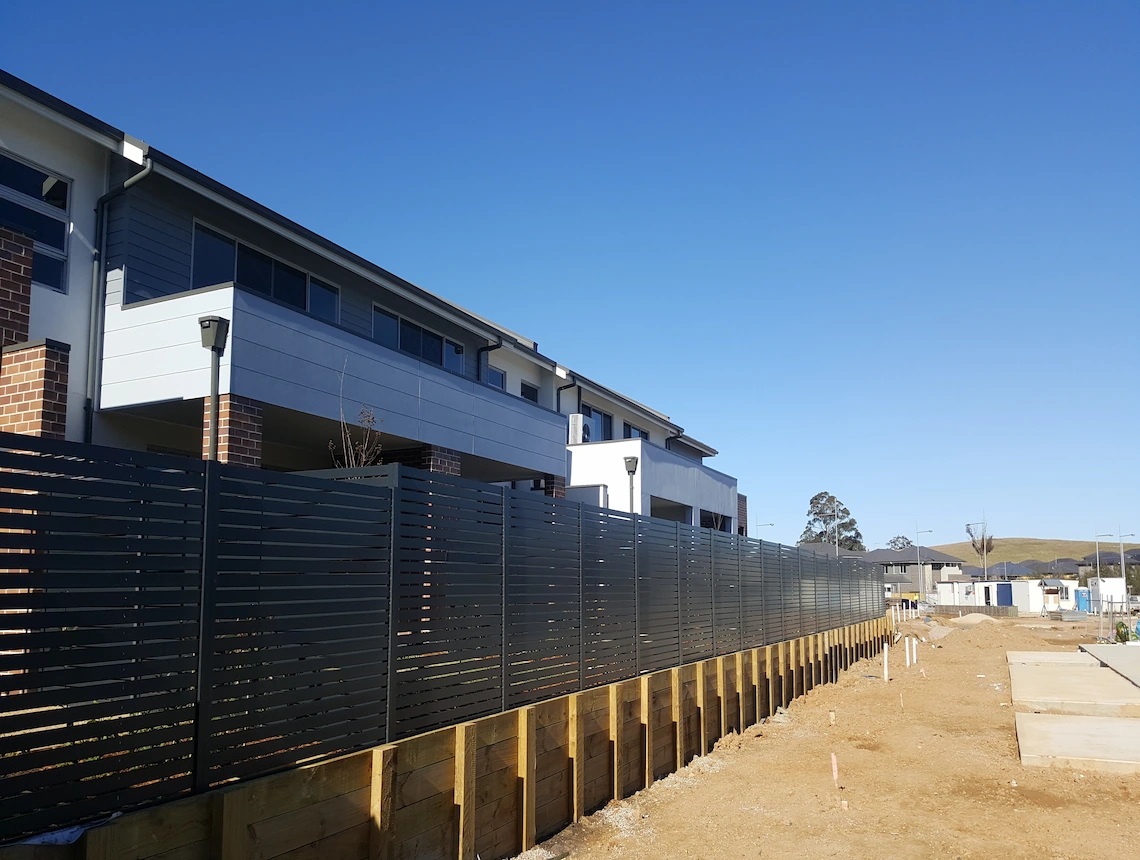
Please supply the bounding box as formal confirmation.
[100,284,568,478]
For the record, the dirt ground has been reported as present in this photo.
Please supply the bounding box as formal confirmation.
[519,617,1139,860]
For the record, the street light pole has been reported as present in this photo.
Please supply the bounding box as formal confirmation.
[623,456,639,517]
[834,499,840,559]
[198,316,230,461]
[916,525,932,603]
[1096,531,1113,579]
[1119,529,1134,612]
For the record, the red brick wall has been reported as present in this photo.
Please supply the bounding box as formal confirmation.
[737,493,748,537]
[203,394,263,467]
[383,444,462,476]
[543,473,566,499]
[0,341,70,439]
[0,228,32,348]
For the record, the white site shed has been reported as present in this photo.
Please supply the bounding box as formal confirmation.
[1088,577,1128,611]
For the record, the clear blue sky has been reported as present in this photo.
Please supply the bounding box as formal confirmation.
[7,2,1137,546]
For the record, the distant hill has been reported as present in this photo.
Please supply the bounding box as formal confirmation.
[930,537,1139,568]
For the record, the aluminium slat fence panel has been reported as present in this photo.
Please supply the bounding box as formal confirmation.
[390,470,505,739]
[712,532,740,656]
[679,525,714,662]
[0,435,205,843]
[740,537,764,649]
[205,467,392,786]
[779,546,800,641]
[581,507,636,686]
[505,492,581,708]
[760,540,783,644]
[636,516,680,673]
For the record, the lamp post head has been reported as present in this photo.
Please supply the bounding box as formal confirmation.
[199,316,230,354]
[623,456,639,476]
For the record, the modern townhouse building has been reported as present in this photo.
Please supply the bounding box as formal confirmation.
[0,69,740,529]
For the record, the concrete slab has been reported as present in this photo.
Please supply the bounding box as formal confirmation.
[1006,651,1099,666]
[1080,644,1140,689]
[1015,712,1140,774]
[1008,664,1140,717]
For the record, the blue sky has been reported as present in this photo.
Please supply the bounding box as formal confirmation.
[6,2,1137,546]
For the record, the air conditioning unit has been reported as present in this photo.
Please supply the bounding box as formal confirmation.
[568,413,591,444]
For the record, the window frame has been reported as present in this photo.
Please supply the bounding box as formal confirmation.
[371,301,463,373]
[191,220,340,323]
[486,365,506,390]
[0,148,71,294]
[580,402,614,441]
[623,421,650,441]
[520,380,540,404]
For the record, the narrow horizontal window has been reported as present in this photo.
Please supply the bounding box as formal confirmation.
[420,329,443,366]
[373,307,398,349]
[0,152,67,210]
[191,224,235,290]
[399,319,422,358]
[520,381,539,404]
[487,366,505,390]
[236,244,273,295]
[273,261,307,309]
[30,253,66,291]
[0,197,67,251]
[444,340,465,374]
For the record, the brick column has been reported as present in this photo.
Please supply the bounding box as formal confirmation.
[203,394,263,467]
[0,340,70,439]
[543,474,566,499]
[0,228,32,348]
[737,493,748,537]
[382,444,462,476]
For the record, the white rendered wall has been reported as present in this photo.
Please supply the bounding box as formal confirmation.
[0,94,111,441]
[567,438,736,525]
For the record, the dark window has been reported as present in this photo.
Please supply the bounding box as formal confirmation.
[623,422,649,441]
[444,340,465,374]
[30,254,65,291]
[373,307,398,349]
[487,366,505,390]
[309,277,338,323]
[581,403,613,441]
[0,197,67,250]
[421,329,443,365]
[0,152,67,210]
[236,244,273,295]
[520,381,539,404]
[192,224,235,289]
[273,261,307,309]
[399,319,422,357]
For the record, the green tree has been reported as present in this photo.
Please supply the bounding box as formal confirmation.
[887,535,914,551]
[799,491,865,551]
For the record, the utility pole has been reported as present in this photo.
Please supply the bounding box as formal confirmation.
[916,524,932,603]
[834,499,840,559]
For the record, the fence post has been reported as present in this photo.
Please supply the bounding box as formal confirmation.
[737,538,743,652]
[502,486,510,711]
[633,514,640,676]
[192,459,220,794]
[676,522,682,666]
[385,485,400,744]
[710,531,716,655]
[579,502,585,693]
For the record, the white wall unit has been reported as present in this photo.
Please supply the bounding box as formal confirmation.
[567,438,736,526]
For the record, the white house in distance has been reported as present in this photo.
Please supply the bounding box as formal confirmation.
[0,68,741,530]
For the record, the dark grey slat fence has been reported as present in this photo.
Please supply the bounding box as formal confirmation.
[0,433,884,844]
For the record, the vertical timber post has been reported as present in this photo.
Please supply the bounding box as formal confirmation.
[455,723,476,860]
[569,693,585,822]
[641,675,654,788]
[518,705,537,851]
[369,744,396,860]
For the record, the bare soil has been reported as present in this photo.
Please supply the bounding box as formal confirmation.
[519,618,1140,860]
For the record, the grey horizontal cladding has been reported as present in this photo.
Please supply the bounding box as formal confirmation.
[229,291,566,475]
[119,186,194,304]
[339,289,372,338]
